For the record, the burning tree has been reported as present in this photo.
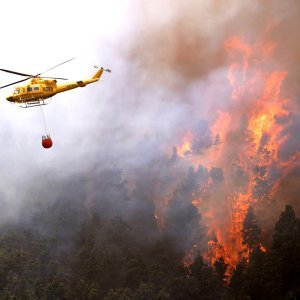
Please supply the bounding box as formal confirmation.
[241,206,261,256]
[171,29,299,273]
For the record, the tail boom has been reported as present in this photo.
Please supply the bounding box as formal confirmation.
[56,67,110,94]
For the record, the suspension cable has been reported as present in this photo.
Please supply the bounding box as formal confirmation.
[38,104,49,136]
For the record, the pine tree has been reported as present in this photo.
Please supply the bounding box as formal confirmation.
[213,257,228,284]
[229,259,247,298]
[273,205,297,250]
[269,205,300,298]
[189,254,223,299]
[241,206,261,255]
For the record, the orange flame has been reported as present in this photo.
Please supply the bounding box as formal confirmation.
[176,33,293,273]
[177,131,194,157]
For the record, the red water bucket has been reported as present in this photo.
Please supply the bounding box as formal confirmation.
[42,135,53,149]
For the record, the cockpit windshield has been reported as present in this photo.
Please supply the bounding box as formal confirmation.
[13,88,20,95]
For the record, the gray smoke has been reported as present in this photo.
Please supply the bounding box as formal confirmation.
[0,0,299,259]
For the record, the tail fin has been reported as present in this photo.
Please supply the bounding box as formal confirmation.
[76,67,112,86]
[92,67,111,80]
[92,67,104,80]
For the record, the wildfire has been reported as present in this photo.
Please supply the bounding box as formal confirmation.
[178,141,192,157]
[259,243,267,253]
[173,31,294,273]
[177,132,194,157]
[249,113,270,141]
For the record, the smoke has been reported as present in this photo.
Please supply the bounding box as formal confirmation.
[0,0,299,268]
[115,0,300,259]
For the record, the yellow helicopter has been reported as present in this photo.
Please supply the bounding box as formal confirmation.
[0,58,111,148]
[0,58,111,108]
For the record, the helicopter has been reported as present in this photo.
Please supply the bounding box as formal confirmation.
[0,58,111,108]
[0,58,111,148]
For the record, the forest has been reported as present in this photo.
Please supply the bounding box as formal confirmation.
[0,167,299,300]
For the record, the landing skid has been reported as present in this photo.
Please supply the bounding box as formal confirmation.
[20,99,51,108]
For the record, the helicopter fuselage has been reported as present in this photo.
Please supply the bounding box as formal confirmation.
[6,78,57,103]
[6,67,108,105]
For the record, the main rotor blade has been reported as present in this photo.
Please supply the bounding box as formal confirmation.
[0,58,73,78]
[0,68,34,77]
[0,58,74,89]
[0,76,69,90]
[40,76,68,80]
[36,57,75,76]
[0,77,30,90]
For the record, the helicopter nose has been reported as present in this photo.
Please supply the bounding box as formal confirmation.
[6,96,13,101]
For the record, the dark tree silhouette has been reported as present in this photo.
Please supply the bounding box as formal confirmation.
[267,205,300,299]
[213,256,229,284]
[241,205,261,255]
[1,168,300,300]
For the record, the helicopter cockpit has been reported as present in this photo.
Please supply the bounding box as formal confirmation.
[13,88,20,95]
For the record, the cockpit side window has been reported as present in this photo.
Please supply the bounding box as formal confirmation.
[27,87,32,92]
[14,88,20,95]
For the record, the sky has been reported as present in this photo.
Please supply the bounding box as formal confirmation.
[0,1,132,151]
[0,0,134,216]
[0,0,299,222]
[0,0,192,173]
